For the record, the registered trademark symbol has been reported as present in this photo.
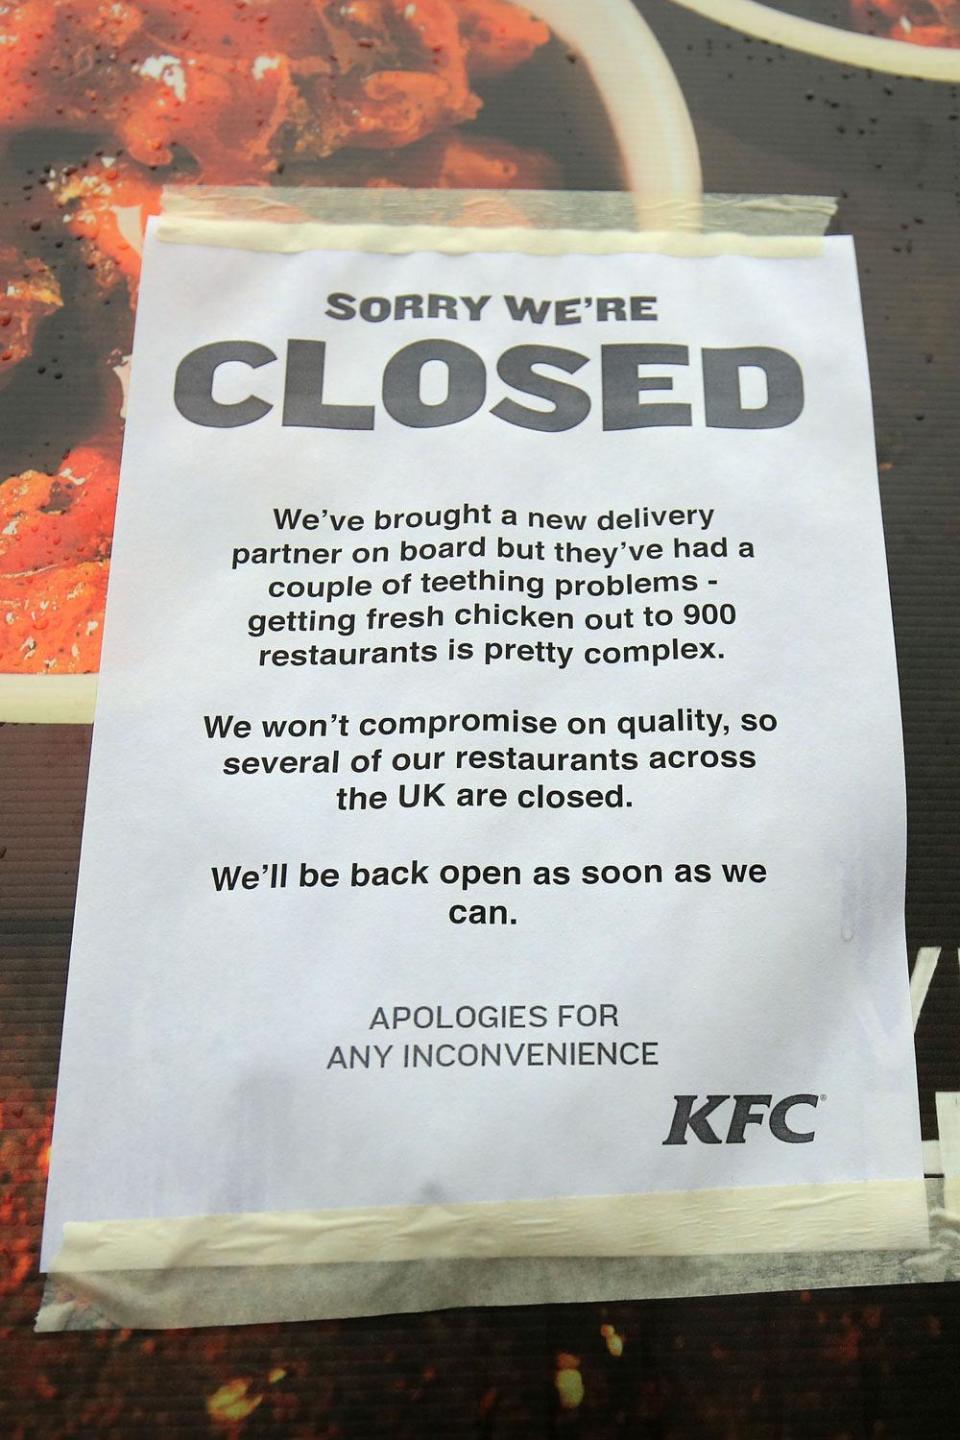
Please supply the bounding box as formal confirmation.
[820,1094,827,1102]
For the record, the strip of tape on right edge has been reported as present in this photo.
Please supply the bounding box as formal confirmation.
[935,1094,960,1213]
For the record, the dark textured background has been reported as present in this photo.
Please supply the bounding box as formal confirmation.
[2,0,959,1432]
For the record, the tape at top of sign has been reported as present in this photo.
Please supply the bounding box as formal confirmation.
[156,185,838,236]
[154,219,823,260]
[154,187,835,259]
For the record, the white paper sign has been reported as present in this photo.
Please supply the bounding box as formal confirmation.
[42,232,922,1267]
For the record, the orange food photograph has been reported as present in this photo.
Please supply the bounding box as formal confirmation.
[849,0,960,47]
[0,0,566,676]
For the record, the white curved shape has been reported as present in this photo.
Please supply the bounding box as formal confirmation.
[528,0,703,227]
[667,0,960,81]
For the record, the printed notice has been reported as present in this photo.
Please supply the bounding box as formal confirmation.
[41,234,923,1266]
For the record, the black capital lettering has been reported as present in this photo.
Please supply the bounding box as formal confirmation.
[725,1094,772,1144]
[769,1094,819,1143]
[662,1094,727,1145]
[492,345,591,432]
[382,340,486,429]
[703,346,805,429]
[174,341,275,427]
[601,344,691,430]
[283,339,375,430]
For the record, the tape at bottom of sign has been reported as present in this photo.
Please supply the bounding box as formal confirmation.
[36,1181,955,1332]
[48,1177,929,1275]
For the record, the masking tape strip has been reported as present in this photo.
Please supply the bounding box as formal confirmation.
[151,197,829,259]
[38,1181,953,1331]
[154,186,836,238]
[667,0,960,82]
[0,674,98,725]
[154,218,822,259]
[702,193,836,236]
[49,1178,929,1275]
[936,1094,960,1213]
[924,1139,943,1175]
